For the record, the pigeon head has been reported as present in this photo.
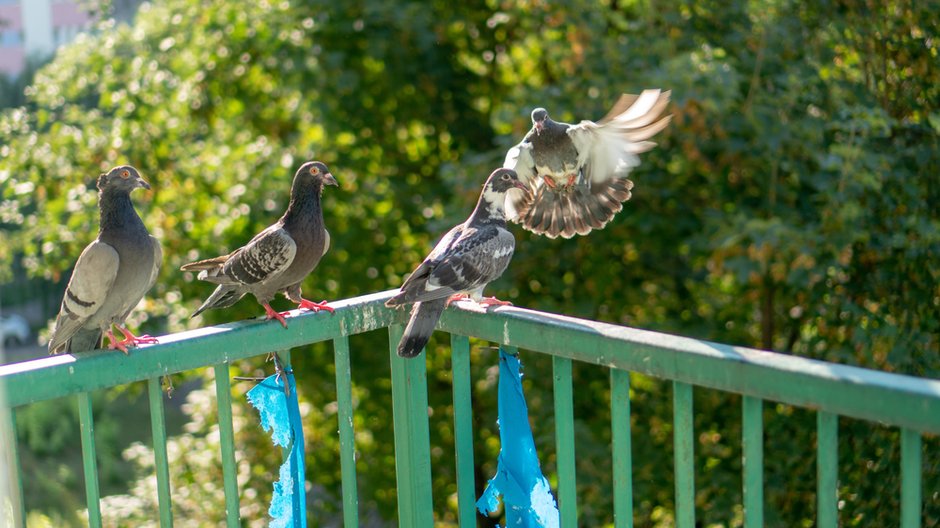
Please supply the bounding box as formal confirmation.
[475,168,527,222]
[530,108,549,134]
[296,161,338,189]
[97,165,150,193]
[486,168,527,194]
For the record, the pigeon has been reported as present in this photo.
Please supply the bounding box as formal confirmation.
[386,168,527,358]
[48,165,163,354]
[504,89,671,238]
[181,161,337,328]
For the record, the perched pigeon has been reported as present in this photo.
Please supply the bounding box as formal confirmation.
[181,161,337,328]
[504,89,671,238]
[386,168,527,358]
[48,165,163,354]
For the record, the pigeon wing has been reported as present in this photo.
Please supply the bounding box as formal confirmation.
[503,141,538,222]
[420,226,515,302]
[48,241,119,352]
[224,224,297,285]
[567,89,671,185]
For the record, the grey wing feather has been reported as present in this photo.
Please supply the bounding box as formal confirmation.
[224,225,297,285]
[567,89,671,185]
[418,226,514,302]
[48,241,119,353]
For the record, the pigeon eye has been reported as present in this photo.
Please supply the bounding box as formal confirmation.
[311,167,320,175]
[121,170,130,179]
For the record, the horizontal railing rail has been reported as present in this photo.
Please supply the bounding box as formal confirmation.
[1,289,936,527]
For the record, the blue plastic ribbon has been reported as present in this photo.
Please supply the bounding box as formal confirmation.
[247,371,306,528]
[477,349,560,528]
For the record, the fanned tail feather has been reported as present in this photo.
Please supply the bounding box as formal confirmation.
[397,298,447,358]
[516,177,634,239]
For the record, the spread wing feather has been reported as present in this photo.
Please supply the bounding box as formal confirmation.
[567,89,672,185]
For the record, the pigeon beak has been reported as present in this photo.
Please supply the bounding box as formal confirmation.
[323,173,338,187]
[512,180,528,192]
[534,121,543,135]
[137,178,152,190]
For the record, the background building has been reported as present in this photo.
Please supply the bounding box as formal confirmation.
[0,0,92,77]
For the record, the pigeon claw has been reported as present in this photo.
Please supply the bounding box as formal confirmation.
[565,174,577,188]
[542,175,557,189]
[298,298,335,314]
[446,293,470,307]
[262,303,289,329]
[105,329,131,355]
[106,326,158,354]
[478,296,513,307]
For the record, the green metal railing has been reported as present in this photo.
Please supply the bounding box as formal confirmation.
[1,289,938,527]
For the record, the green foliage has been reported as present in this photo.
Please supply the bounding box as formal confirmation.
[1,0,938,526]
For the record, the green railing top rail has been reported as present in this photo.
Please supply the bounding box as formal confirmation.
[2,289,939,434]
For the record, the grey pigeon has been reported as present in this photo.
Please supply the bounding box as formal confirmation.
[504,89,671,238]
[181,161,337,328]
[386,168,527,358]
[48,165,163,354]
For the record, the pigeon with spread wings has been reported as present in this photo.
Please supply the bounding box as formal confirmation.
[48,165,162,354]
[504,89,671,238]
[181,161,337,328]
[386,168,527,358]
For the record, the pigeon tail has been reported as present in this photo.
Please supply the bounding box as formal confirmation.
[52,328,102,355]
[397,298,447,358]
[514,177,634,238]
[192,284,246,318]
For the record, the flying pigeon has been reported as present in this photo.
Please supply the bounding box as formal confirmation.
[48,165,163,354]
[181,161,337,328]
[386,168,527,358]
[504,89,671,238]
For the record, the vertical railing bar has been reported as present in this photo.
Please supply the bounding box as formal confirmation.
[5,407,26,526]
[610,368,633,528]
[672,381,695,528]
[333,337,360,528]
[742,396,764,528]
[147,378,174,527]
[900,428,922,528]
[552,355,578,526]
[77,391,103,528]
[214,363,241,528]
[388,324,434,527]
[450,334,476,527]
[816,411,838,528]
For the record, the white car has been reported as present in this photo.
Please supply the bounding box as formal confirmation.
[0,314,30,347]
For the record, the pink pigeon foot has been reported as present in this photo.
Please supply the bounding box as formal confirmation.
[478,296,513,307]
[446,293,470,307]
[263,302,289,329]
[106,326,158,354]
[297,298,335,314]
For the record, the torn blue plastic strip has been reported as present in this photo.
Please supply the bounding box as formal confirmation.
[247,371,306,528]
[477,349,560,528]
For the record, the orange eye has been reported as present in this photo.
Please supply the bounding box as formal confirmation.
[311,167,320,175]
[121,170,130,179]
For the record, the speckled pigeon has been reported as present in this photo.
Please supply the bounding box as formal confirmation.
[504,89,671,238]
[386,168,527,358]
[48,165,163,354]
[181,161,337,328]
